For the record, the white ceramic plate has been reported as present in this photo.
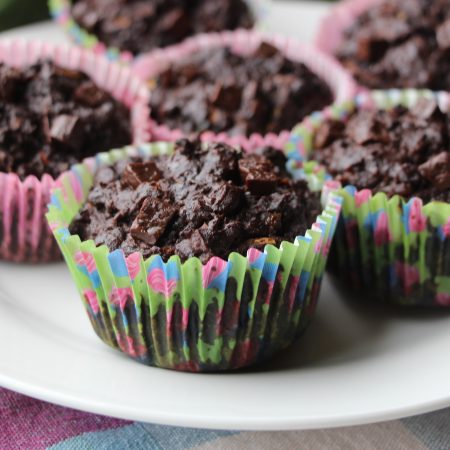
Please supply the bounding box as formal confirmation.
[1,3,450,431]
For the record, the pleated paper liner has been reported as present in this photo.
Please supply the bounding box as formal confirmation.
[286,89,450,307]
[46,142,342,372]
[48,0,270,65]
[0,39,150,263]
[132,29,356,152]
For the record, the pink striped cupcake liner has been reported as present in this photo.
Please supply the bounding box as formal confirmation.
[0,39,150,263]
[132,29,357,152]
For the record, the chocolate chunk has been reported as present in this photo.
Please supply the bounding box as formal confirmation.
[121,161,162,189]
[207,182,244,214]
[71,0,255,56]
[418,152,450,190]
[130,197,177,245]
[70,139,320,263]
[74,81,109,107]
[210,83,242,111]
[314,103,450,202]
[175,229,210,261]
[255,42,279,58]
[0,66,23,102]
[50,115,85,151]
[239,156,278,195]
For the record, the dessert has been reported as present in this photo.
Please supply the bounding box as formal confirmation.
[0,39,149,264]
[313,97,450,202]
[149,42,334,137]
[335,0,450,89]
[70,139,321,263]
[70,0,255,55]
[0,60,131,180]
[287,90,450,307]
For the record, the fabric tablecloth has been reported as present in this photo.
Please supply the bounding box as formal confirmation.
[1,388,449,450]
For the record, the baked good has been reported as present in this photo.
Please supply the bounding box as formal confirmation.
[70,139,321,263]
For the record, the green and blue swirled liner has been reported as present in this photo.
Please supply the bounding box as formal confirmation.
[286,89,450,307]
[46,142,342,372]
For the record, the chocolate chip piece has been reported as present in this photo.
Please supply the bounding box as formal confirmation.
[50,115,85,151]
[0,66,23,102]
[314,120,345,149]
[121,161,162,189]
[175,229,210,261]
[130,197,177,246]
[74,81,109,107]
[207,182,244,215]
[418,151,450,190]
[255,42,279,58]
[239,156,278,195]
[210,83,242,111]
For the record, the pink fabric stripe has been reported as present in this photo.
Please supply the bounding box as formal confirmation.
[0,388,130,450]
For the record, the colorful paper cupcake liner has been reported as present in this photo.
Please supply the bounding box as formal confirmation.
[286,89,450,307]
[315,0,384,59]
[48,0,270,65]
[46,142,342,372]
[131,29,356,153]
[0,39,150,263]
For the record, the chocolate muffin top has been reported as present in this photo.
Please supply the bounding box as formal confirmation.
[149,43,334,138]
[336,0,450,90]
[313,98,450,202]
[71,0,254,56]
[69,139,321,263]
[0,60,132,180]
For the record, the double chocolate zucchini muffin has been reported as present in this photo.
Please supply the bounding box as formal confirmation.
[0,60,131,180]
[336,0,450,90]
[149,42,334,137]
[70,139,321,263]
[48,139,339,371]
[313,97,450,202]
[293,91,450,306]
[71,0,255,55]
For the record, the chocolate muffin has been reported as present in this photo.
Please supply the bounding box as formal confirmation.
[313,97,450,202]
[0,60,131,180]
[149,42,334,137]
[336,0,450,90]
[70,0,255,56]
[70,139,321,263]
